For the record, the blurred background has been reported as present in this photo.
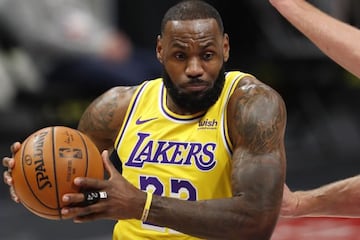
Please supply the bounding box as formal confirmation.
[0,0,359,239]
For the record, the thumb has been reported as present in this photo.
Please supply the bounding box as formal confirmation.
[101,150,118,177]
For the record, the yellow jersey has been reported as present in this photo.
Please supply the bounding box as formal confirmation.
[113,71,251,239]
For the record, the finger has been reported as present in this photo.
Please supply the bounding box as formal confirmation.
[63,191,108,209]
[102,150,118,177]
[9,186,20,203]
[62,192,85,205]
[73,200,110,223]
[3,170,13,186]
[73,176,106,190]
[61,200,106,220]
[10,142,21,155]
[61,205,93,219]
[2,157,13,168]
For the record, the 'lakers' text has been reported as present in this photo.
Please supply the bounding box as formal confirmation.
[125,132,217,171]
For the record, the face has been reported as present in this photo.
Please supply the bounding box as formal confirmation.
[157,19,230,114]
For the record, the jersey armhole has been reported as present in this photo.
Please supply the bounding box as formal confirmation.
[114,81,151,150]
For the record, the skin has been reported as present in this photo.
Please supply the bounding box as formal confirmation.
[281,176,360,218]
[3,18,287,239]
[269,0,360,78]
[269,0,360,218]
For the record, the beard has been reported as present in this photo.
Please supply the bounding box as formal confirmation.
[162,65,226,113]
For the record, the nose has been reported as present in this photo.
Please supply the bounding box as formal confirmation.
[185,57,204,77]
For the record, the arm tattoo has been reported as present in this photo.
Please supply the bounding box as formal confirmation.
[78,86,136,143]
[80,94,119,133]
[235,84,286,154]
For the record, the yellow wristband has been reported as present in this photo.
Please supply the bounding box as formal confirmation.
[141,191,153,222]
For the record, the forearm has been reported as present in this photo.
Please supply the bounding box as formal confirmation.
[292,175,360,217]
[147,195,278,240]
[270,0,360,78]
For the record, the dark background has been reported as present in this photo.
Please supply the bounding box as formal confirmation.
[1,1,359,239]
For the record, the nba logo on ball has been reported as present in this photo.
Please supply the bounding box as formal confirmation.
[12,126,104,220]
[59,148,83,159]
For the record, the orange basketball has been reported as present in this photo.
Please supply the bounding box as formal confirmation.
[12,126,104,220]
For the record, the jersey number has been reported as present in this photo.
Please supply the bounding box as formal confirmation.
[140,175,197,200]
[139,175,197,233]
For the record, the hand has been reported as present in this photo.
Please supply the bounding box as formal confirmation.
[2,142,21,203]
[280,183,299,217]
[61,150,146,222]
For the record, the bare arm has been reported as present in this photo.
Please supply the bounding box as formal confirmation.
[269,0,360,78]
[282,175,360,218]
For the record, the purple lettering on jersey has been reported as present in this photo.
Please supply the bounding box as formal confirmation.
[154,141,188,165]
[196,143,216,170]
[184,143,202,165]
[126,132,151,167]
[125,132,217,171]
[168,142,189,164]
[152,141,173,163]
[184,143,216,171]
[157,142,189,164]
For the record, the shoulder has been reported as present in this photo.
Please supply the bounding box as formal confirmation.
[231,74,285,110]
[227,74,287,147]
[88,86,137,118]
[101,85,138,105]
[78,85,138,150]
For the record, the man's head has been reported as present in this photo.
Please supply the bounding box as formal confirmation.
[156,0,230,114]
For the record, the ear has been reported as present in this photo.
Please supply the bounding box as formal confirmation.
[223,33,230,62]
[156,35,163,63]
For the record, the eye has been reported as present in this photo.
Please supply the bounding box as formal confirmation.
[203,52,214,61]
[175,52,186,61]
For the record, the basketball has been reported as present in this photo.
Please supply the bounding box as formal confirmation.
[11,126,104,220]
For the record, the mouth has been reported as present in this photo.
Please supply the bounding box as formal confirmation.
[183,82,209,93]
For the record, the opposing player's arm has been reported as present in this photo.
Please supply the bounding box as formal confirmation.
[270,0,360,78]
[282,175,360,217]
[77,86,136,152]
[146,77,287,239]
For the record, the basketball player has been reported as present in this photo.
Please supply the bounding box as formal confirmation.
[269,0,360,217]
[3,1,287,239]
